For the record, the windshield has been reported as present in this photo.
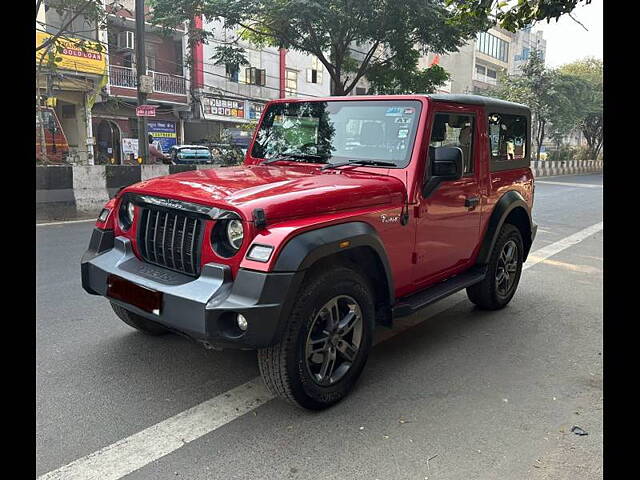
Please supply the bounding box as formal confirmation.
[251,100,422,168]
[177,148,210,156]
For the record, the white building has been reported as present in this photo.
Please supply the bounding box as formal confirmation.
[185,17,330,146]
[509,27,547,75]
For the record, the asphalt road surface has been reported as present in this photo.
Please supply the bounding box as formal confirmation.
[36,174,603,480]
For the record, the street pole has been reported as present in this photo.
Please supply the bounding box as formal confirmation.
[135,0,149,164]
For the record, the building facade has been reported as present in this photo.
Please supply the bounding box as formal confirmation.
[509,27,547,76]
[36,0,109,164]
[420,26,517,94]
[186,17,331,148]
[91,0,190,164]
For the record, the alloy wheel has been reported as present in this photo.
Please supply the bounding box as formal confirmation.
[304,295,364,386]
[496,239,519,297]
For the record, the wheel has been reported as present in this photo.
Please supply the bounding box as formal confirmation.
[467,223,524,310]
[258,266,375,410]
[110,302,169,336]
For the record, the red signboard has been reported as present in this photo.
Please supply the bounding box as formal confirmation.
[136,105,157,117]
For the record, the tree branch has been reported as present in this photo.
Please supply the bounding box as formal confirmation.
[568,12,589,31]
[36,0,94,51]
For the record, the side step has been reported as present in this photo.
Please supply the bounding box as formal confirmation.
[391,266,487,318]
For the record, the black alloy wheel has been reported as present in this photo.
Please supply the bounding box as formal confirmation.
[304,295,364,386]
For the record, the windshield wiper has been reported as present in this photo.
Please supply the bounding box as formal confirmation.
[321,159,397,170]
[262,152,326,164]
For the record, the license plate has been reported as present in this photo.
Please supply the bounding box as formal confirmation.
[107,274,162,315]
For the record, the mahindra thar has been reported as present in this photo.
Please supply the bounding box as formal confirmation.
[82,94,536,410]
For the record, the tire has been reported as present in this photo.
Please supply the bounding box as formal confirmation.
[257,265,375,410]
[110,302,169,336]
[467,223,524,310]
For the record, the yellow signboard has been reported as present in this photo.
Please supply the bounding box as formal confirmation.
[36,31,107,76]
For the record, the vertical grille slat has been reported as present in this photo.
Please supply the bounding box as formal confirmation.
[137,205,203,277]
[189,218,198,274]
[170,214,178,270]
[152,210,160,263]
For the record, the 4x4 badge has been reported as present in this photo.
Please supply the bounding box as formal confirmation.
[380,214,400,223]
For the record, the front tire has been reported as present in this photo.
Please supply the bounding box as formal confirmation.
[110,302,169,336]
[258,266,375,410]
[467,223,524,310]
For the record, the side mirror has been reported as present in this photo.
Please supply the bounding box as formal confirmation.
[432,146,463,180]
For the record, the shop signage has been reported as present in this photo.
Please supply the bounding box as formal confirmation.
[148,121,177,152]
[36,31,106,76]
[136,105,157,117]
[248,102,265,120]
[203,97,245,119]
[122,138,139,159]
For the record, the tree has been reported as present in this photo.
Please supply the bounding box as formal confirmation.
[559,58,603,159]
[445,0,593,32]
[365,48,450,94]
[35,0,108,163]
[150,0,492,96]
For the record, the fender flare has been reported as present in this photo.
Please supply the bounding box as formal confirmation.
[477,190,534,265]
[272,221,395,304]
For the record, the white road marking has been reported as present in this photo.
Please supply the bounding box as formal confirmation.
[37,221,604,480]
[536,181,602,189]
[37,379,272,480]
[525,221,603,269]
[37,218,96,227]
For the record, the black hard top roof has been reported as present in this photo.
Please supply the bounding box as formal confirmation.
[426,93,529,114]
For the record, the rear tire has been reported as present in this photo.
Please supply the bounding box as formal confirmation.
[467,223,524,310]
[110,302,169,336]
[258,266,375,410]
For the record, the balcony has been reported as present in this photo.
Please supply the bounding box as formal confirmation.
[472,72,498,86]
[109,65,187,95]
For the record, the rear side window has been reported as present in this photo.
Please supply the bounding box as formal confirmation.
[488,113,528,170]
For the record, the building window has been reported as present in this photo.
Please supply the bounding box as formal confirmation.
[286,69,297,95]
[488,113,527,163]
[226,64,239,82]
[246,67,266,86]
[355,87,367,95]
[486,68,497,79]
[476,32,509,62]
[306,57,323,84]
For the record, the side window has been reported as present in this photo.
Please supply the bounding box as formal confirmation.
[429,113,475,175]
[488,113,527,163]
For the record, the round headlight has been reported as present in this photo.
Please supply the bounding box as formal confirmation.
[226,219,244,250]
[118,199,135,231]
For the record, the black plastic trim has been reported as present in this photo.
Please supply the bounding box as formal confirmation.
[477,190,533,265]
[81,228,115,295]
[272,222,395,304]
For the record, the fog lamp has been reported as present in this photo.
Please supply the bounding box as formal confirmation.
[237,314,248,331]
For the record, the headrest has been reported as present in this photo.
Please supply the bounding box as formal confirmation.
[360,122,384,145]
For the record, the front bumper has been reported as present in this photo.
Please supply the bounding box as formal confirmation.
[81,228,302,349]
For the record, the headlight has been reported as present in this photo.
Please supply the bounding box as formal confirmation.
[211,214,244,257]
[226,219,244,250]
[118,199,135,231]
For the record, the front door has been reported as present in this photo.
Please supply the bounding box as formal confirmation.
[412,106,483,288]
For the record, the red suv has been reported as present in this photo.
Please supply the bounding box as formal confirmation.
[82,94,536,410]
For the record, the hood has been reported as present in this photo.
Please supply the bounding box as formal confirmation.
[125,164,405,223]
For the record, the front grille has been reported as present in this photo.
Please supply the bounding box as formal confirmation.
[138,207,204,276]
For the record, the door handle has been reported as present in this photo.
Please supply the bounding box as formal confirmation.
[464,196,480,209]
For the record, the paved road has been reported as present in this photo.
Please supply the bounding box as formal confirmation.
[36,174,603,480]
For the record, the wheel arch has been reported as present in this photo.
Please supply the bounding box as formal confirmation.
[272,222,395,325]
[477,190,534,265]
